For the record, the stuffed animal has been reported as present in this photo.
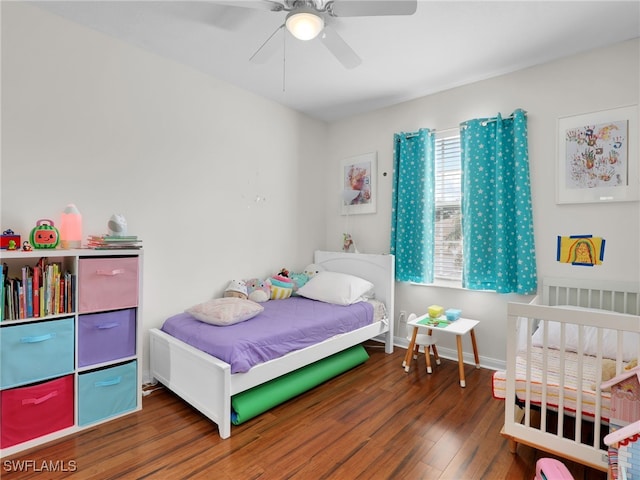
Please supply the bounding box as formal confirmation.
[594,358,639,390]
[270,274,293,299]
[245,278,270,303]
[602,359,617,382]
[223,280,248,299]
[289,272,309,293]
[303,263,324,278]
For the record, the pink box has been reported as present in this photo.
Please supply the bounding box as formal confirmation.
[78,257,139,313]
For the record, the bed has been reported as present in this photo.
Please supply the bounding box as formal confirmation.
[149,250,395,439]
[493,277,640,471]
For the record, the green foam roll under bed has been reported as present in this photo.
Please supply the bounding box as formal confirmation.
[231,344,369,425]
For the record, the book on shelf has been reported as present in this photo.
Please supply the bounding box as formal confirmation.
[33,265,40,318]
[88,235,140,242]
[87,234,142,249]
[26,276,33,318]
[0,259,75,321]
[5,279,13,320]
[18,280,24,319]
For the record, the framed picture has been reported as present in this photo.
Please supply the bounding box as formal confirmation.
[340,152,377,215]
[556,105,638,204]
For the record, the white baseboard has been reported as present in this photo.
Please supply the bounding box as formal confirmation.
[393,336,505,371]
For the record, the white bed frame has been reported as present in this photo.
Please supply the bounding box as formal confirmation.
[502,276,640,471]
[149,251,395,439]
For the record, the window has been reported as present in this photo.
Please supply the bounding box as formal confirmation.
[434,131,462,282]
[392,111,535,293]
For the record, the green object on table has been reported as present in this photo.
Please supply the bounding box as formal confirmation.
[417,316,449,327]
[231,344,369,425]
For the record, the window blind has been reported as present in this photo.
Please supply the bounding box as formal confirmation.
[434,132,462,281]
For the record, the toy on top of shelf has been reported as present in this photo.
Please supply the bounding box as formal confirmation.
[342,233,359,253]
[107,214,127,237]
[60,204,82,249]
[1,229,20,250]
[29,219,60,249]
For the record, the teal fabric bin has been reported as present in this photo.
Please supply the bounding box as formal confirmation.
[78,361,137,426]
[0,318,75,389]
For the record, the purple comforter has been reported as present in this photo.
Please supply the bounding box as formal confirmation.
[161,296,374,373]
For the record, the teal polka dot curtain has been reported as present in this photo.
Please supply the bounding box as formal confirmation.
[390,129,435,283]
[460,109,537,294]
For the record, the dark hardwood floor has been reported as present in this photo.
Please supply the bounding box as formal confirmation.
[2,345,607,479]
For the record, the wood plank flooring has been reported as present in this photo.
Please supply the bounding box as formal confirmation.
[1,344,607,479]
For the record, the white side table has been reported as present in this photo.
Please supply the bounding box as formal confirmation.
[404,314,480,387]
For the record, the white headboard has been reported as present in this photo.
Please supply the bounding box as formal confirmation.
[543,276,640,315]
[314,250,395,321]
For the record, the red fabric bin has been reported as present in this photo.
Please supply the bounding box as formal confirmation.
[1,375,74,448]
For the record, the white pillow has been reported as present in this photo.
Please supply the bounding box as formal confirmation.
[515,295,540,352]
[296,271,374,306]
[186,298,264,326]
[531,305,639,361]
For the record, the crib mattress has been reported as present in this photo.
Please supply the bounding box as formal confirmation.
[492,346,612,421]
[162,297,376,373]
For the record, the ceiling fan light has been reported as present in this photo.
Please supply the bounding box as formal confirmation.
[286,12,324,41]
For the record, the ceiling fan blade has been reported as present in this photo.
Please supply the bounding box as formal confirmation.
[175,2,284,32]
[319,25,362,69]
[249,24,285,63]
[213,1,285,13]
[329,0,417,17]
[171,3,252,31]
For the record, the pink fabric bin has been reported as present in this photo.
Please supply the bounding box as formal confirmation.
[78,256,139,313]
[1,375,74,448]
[78,309,137,367]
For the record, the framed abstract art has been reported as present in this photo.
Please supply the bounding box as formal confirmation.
[340,152,377,215]
[556,105,638,204]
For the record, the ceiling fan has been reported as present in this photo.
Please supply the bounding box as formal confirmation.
[225,0,418,69]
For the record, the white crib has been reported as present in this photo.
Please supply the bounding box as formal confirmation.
[494,277,640,472]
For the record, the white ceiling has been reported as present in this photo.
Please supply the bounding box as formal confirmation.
[32,1,640,122]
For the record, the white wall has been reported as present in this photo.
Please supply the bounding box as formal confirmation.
[326,39,640,368]
[1,3,328,377]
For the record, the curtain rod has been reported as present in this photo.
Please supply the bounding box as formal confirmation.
[464,110,528,128]
[401,126,459,139]
[400,110,527,138]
